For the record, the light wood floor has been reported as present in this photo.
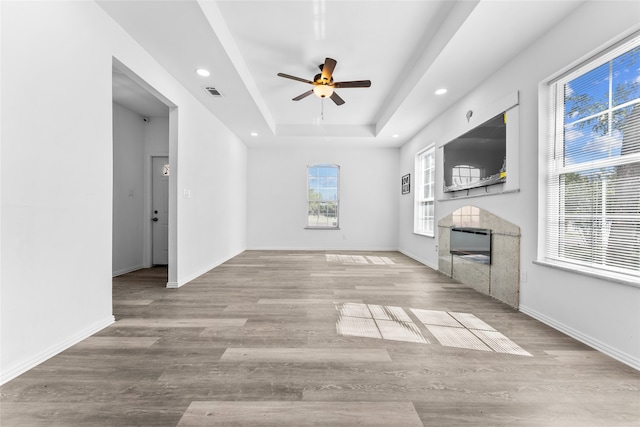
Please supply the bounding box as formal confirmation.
[1,251,638,426]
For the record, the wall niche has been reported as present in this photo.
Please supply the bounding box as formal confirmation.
[438,206,520,308]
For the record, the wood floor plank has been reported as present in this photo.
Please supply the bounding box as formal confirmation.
[219,348,392,363]
[112,299,155,305]
[177,401,423,426]
[257,298,337,304]
[73,336,159,349]
[114,318,247,328]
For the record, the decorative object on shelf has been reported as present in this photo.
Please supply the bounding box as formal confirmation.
[401,174,410,195]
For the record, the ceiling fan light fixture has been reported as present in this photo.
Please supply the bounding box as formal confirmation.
[277,58,370,105]
[313,84,334,98]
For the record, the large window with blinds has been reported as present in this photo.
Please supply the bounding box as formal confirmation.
[414,146,435,237]
[307,164,339,229]
[544,35,640,281]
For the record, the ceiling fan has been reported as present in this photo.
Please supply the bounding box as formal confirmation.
[277,57,371,106]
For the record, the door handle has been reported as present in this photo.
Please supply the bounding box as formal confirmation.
[152,217,159,222]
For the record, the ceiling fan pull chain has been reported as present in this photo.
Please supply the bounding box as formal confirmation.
[321,98,324,121]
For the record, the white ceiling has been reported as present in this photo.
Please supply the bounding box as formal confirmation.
[102,0,583,148]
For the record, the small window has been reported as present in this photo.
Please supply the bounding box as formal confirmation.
[307,164,339,229]
[414,146,435,236]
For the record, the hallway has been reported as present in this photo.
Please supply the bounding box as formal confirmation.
[1,251,638,426]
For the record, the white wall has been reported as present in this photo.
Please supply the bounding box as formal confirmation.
[247,145,399,250]
[0,1,247,384]
[398,1,640,369]
[175,104,247,284]
[144,116,170,154]
[112,102,145,276]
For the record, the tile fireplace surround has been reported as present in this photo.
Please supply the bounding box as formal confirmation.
[438,206,520,308]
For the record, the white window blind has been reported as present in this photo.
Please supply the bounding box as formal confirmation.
[415,146,435,236]
[545,36,640,280]
[307,164,339,229]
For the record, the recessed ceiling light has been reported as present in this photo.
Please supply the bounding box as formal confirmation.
[250,132,258,137]
[435,88,447,95]
[196,68,210,77]
[392,134,400,138]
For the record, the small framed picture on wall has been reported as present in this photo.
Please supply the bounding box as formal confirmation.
[401,174,410,195]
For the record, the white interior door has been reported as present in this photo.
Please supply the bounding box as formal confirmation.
[152,156,169,265]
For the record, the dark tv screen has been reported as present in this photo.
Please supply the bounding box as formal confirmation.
[443,112,507,192]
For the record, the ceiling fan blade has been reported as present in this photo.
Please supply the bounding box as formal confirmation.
[292,90,314,101]
[333,80,371,88]
[320,57,337,82]
[277,73,314,85]
[330,91,345,106]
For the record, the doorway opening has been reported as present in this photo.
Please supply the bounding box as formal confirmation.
[111,58,177,290]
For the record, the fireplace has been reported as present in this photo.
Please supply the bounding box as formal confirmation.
[438,206,520,308]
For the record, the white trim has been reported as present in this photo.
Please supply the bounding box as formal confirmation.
[247,246,399,252]
[0,316,116,385]
[399,248,438,271]
[534,260,640,289]
[112,264,144,278]
[144,153,169,268]
[414,145,436,236]
[540,34,640,280]
[304,227,341,230]
[307,164,340,229]
[438,96,520,200]
[519,305,639,371]
[167,249,244,288]
[412,232,436,238]
[438,187,520,202]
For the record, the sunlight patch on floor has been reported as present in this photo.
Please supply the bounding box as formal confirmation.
[411,308,532,356]
[326,254,395,265]
[336,303,532,356]
[336,303,428,344]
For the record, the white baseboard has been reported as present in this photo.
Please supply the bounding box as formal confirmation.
[169,249,245,288]
[112,264,144,277]
[399,249,438,270]
[246,246,399,251]
[0,316,116,385]
[244,247,437,269]
[519,304,639,371]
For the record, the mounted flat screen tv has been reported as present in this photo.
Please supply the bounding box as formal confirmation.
[443,112,507,193]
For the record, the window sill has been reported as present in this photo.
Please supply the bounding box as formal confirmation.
[534,260,640,289]
[305,227,341,230]
[413,232,435,238]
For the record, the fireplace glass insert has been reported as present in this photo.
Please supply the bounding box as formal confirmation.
[450,227,491,265]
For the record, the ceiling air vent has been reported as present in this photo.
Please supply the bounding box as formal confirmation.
[204,86,222,97]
